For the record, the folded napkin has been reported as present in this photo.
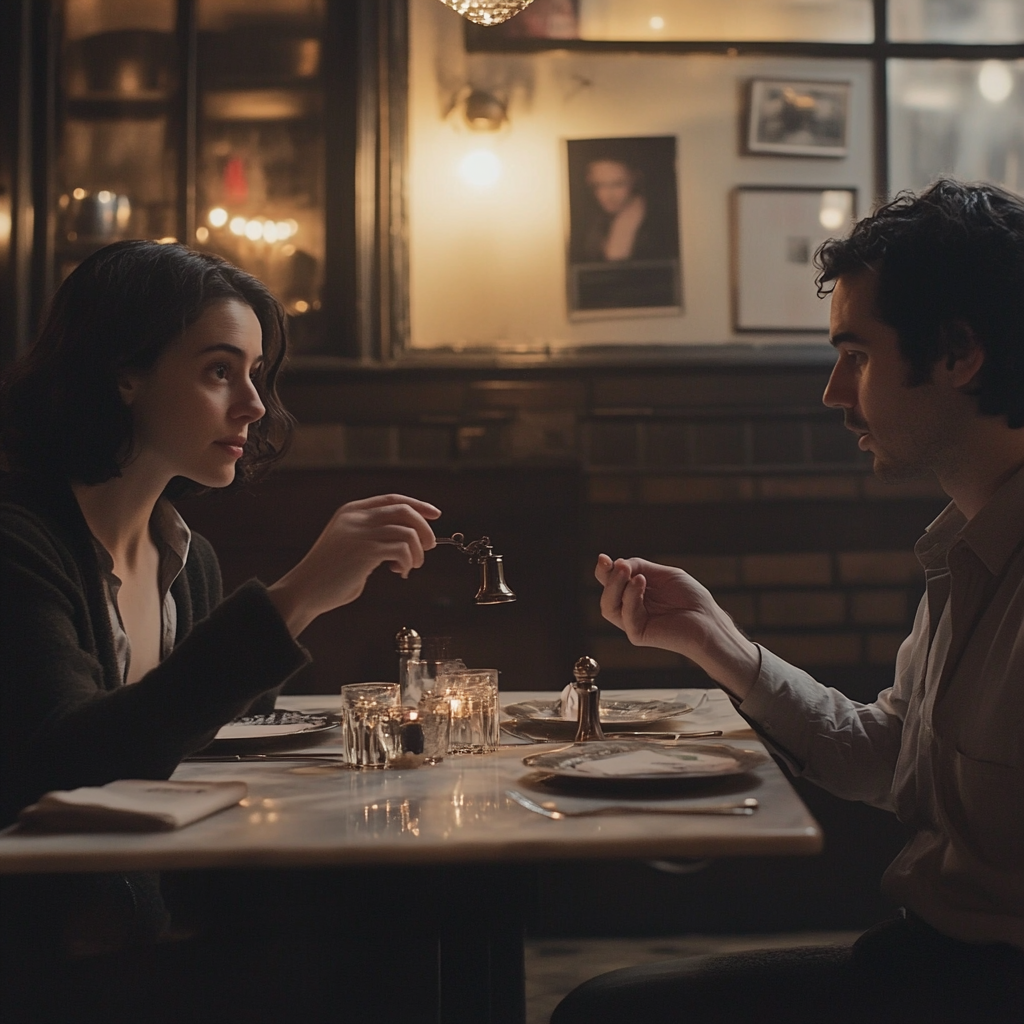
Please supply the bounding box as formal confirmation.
[18,779,248,833]
[559,683,579,721]
[572,749,740,777]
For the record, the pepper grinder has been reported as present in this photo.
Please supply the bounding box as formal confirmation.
[573,656,605,743]
[395,627,422,706]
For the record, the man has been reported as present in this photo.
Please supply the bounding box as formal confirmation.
[553,179,1024,1024]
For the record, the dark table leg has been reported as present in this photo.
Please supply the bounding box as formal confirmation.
[437,864,527,1024]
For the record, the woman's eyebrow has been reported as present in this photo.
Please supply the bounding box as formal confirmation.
[199,343,246,357]
[199,343,264,364]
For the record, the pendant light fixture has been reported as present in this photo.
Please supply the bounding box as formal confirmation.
[438,0,536,27]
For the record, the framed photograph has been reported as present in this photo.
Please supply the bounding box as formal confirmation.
[746,80,850,158]
[566,136,682,318]
[733,187,856,332]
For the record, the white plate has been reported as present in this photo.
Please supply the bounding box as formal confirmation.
[522,741,768,781]
[209,711,337,748]
[503,698,692,731]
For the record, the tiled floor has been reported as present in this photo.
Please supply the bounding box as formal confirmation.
[525,931,861,1024]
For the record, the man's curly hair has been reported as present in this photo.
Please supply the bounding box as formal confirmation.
[815,179,1024,428]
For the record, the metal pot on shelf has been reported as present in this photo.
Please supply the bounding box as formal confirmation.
[64,31,176,100]
[61,190,132,241]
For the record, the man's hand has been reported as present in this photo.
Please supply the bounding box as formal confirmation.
[595,554,761,700]
[269,495,441,637]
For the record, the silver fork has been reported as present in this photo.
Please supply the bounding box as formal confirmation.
[505,790,758,819]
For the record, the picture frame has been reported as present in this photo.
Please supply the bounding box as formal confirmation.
[746,79,851,158]
[565,135,682,319]
[732,186,856,332]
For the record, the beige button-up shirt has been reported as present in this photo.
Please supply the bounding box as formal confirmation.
[741,462,1024,949]
[92,499,192,685]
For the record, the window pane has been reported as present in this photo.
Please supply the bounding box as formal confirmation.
[888,59,1024,195]
[889,0,1024,44]
[196,0,326,353]
[55,0,179,284]
[482,0,875,43]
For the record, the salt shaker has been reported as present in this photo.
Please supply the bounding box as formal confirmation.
[395,627,422,706]
[573,656,605,743]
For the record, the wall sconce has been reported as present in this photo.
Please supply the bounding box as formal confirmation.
[438,0,536,26]
[465,89,507,131]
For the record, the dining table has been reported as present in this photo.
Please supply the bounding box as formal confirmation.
[0,688,822,1024]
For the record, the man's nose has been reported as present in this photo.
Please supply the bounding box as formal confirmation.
[822,361,853,409]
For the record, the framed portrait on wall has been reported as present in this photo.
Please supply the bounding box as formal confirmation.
[565,136,682,318]
[746,80,850,157]
[733,187,856,332]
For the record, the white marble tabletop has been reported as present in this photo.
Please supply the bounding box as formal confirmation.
[0,690,821,874]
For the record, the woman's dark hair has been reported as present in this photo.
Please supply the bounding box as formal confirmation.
[815,178,1024,428]
[0,240,293,494]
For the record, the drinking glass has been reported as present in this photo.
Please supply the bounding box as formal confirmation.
[382,697,451,768]
[439,669,499,754]
[340,683,400,768]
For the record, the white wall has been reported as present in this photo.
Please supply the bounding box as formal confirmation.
[406,0,874,350]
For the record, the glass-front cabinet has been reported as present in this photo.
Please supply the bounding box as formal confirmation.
[57,0,180,281]
[195,0,325,336]
[50,0,330,352]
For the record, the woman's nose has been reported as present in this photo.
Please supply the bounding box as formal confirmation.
[234,380,266,423]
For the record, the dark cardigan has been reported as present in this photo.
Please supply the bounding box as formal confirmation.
[0,472,310,827]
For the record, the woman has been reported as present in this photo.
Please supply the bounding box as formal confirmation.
[577,156,677,265]
[0,241,439,1004]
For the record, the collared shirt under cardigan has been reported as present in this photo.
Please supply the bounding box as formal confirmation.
[740,461,1024,950]
[0,473,310,827]
[93,497,192,685]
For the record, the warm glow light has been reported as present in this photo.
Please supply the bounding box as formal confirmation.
[261,221,279,242]
[978,61,1013,104]
[72,187,87,200]
[195,226,209,242]
[244,219,263,241]
[156,236,177,244]
[819,207,845,231]
[293,300,309,313]
[281,243,296,256]
[97,190,112,203]
[819,191,851,231]
[229,216,246,236]
[208,207,228,227]
[458,149,501,189]
[275,220,292,238]
[285,218,298,235]
[649,16,665,30]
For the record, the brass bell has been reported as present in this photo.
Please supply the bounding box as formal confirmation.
[474,554,516,605]
[434,533,517,606]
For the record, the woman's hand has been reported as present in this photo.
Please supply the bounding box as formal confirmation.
[595,554,761,699]
[268,495,441,637]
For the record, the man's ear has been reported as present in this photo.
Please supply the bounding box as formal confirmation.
[942,321,984,390]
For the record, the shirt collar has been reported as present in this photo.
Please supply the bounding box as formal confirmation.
[90,497,191,596]
[960,460,1024,576]
[152,498,191,595]
[916,461,1024,576]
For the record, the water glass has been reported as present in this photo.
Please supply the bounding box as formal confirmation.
[341,683,400,768]
[382,697,451,768]
[440,669,499,754]
[411,657,466,702]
